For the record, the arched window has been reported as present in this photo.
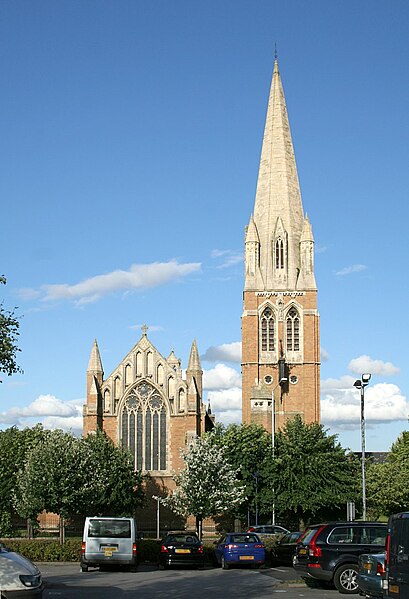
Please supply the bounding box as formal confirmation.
[260,307,275,352]
[275,238,284,269]
[286,307,300,352]
[120,382,167,472]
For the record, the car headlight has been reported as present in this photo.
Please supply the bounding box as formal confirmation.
[19,574,41,587]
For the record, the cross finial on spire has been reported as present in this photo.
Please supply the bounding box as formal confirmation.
[141,324,148,336]
[274,42,278,61]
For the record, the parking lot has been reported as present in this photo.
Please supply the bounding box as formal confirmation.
[40,563,337,599]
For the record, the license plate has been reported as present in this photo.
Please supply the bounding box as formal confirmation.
[239,555,254,560]
[389,585,399,594]
[363,562,372,570]
[103,547,117,557]
[299,548,307,555]
[175,548,191,554]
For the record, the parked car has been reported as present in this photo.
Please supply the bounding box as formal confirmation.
[247,524,290,536]
[271,531,303,565]
[293,521,387,594]
[159,531,204,569]
[81,516,139,572]
[385,511,409,598]
[214,532,265,569]
[0,542,44,598]
[357,552,385,598]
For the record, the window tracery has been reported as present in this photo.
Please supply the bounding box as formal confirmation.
[286,307,300,352]
[260,307,275,352]
[120,381,167,471]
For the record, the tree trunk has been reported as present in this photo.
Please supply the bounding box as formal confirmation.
[27,518,33,540]
[59,515,65,545]
[196,516,203,540]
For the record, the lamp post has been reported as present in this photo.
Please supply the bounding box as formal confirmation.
[271,366,287,525]
[353,373,371,521]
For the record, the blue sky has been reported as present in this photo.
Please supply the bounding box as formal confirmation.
[1,0,408,452]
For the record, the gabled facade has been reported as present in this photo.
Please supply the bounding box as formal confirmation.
[83,330,213,483]
[242,58,320,432]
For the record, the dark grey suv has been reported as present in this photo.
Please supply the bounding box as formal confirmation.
[294,521,387,594]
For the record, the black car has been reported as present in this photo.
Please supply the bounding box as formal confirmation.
[271,531,302,565]
[294,521,387,594]
[159,531,205,569]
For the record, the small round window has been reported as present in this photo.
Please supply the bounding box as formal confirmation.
[289,375,298,385]
[264,375,273,385]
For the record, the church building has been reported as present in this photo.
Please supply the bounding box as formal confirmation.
[242,57,320,433]
[83,328,213,496]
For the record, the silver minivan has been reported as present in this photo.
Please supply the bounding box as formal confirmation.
[81,517,138,572]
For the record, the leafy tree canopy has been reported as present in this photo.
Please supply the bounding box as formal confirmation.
[208,423,273,518]
[367,431,409,518]
[272,415,359,525]
[0,276,22,380]
[161,435,246,523]
[14,429,145,520]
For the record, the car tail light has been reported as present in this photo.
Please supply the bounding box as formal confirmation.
[254,544,264,549]
[198,546,204,554]
[132,543,137,556]
[308,563,322,568]
[248,527,255,532]
[81,542,86,555]
[377,561,386,576]
[226,544,239,549]
[308,526,325,558]
[385,533,390,567]
[160,545,169,553]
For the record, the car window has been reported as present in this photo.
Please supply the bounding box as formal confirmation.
[299,528,319,545]
[88,519,131,538]
[281,533,290,543]
[230,534,259,544]
[363,527,387,545]
[327,527,356,544]
[167,534,199,544]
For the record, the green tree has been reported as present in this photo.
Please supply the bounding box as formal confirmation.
[161,435,246,537]
[78,430,145,516]
[14,430,145,528]
[0,276,22,380]
[209,423,273,521]
[271,415,359,527]
[367,431,409,518]
[0,425,45,533]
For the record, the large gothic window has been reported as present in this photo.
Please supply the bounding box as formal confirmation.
[286,307,300,352]
[260,307,275,352]
[120,382,167,472]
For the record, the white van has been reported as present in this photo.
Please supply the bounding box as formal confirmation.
[81,516,138,572]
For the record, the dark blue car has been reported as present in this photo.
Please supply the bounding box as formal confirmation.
[214,533,265,569]
[357,552,385,598]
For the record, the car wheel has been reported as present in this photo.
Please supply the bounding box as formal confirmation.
[80,565,88,572]
[221,556,229,570]
[334,563,359,594]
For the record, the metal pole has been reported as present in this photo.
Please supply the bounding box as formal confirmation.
[156,496,160,539]
[361,385,366,521]
[272,391,275,525]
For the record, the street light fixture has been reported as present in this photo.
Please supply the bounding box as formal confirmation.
[353,373,371,521]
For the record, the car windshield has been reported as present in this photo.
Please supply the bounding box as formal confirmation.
[298,527,318,545]
[230,534,259,544]
[88,519,131,538]
[166,534,199,544]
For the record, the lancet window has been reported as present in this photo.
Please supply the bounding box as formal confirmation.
[286,307,300,352]
[120,381,167,471]
[260,307,275,352]
[275,238,285,269]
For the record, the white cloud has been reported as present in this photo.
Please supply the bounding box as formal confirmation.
[203,364,242,390]
[321,380,408,428]
[0,395,84,435]
[335,264,367,276]
[207,388,242,427]
[22,260,201,305]
[348,355,400,377]
[202,342,242,363]
[211,249,243,269]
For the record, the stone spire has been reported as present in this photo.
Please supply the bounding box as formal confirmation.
[249,58,306,290]
[186,339,202,401]
[87,339,103,374]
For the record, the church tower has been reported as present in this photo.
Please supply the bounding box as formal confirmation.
[242,58,320,432]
